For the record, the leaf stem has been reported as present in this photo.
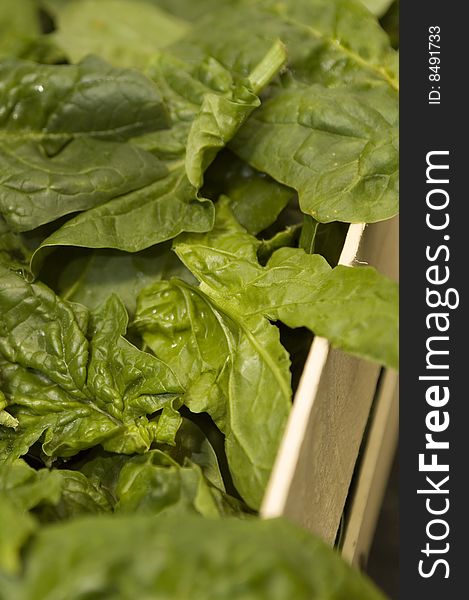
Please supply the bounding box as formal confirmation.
[248,40,287,95]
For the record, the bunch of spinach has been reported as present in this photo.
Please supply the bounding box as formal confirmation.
[0,0,397,596]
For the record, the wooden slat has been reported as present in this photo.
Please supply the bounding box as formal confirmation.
[339,216,399,560]
[341,370,399,565]
[261,216,398,546]
[261,224,379,542]
[262,343,381,544]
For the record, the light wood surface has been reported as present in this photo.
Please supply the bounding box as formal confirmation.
[341,369,399,564]
[261,216,398,550]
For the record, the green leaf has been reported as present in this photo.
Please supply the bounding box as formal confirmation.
[231,84,398,223]
[0,390,18,430]
[166,417,226,491]
[169,0,398,86]
[0,459,62,574]
[0,56,216,263]
[167,0,398,223]
[49,0,189,69]
[0,57,169,142]
[77,453,129,499]
[299,215,320,255]
[16,37,69,66]
[0,497,36,575]
[257,224,301,264]
[0,0,66,65]
[85,294,182,453]
[0,218,32,274]
[0,43,283,260]
[204,152,294,235]
[33,43,283,259]
[0,0,40,59]
[380,0,399,49]
[32,168,215,261]
[0,449,238,526]
[360,0,394,17]
[0,56,170,232]
[0,410,18,430]
[185,40,286,190]
[35,470,113,521]
[175,201,398,368]
[55,243,194,316]
[0,270,89,396]
[0,458,110,522]
[142,0,237,22]
[114,450,242,517]
[0,270,183,460]
[0,458,112,531]
[142,42,285,177]
[135,276,291,509]
[79,418,229,498]
[0,137,167,234]
[299,216,349,267]
[0,460,62,513]
[15,514,386,599]
[76,441,242,518]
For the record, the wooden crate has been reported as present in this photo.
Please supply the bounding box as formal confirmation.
[261,217,399,561]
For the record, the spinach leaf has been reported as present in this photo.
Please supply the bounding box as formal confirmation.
[0,458,111,525]
[0,270,183,460]
[75,416,241,517]
[0,443,240,529]
[36,43,284,256]
[257,224,302,265]
[231,84,398,223]
[111,450,243,517]
[0,0,40,59]
[299,216,349,267]
[0,218,31,274]
[141,41,285,172]
[0,0,67,66]
[168,0,397,85]
[0,56,170,232]
[175,201,398,368]
[32,170,214,266]
[0,462,107,578]
[0,460,62,512]
[166,0,398,223]
[79,417,226,491]
[204,152,294,235]
[0,497,36,575]
[135,277,291,509]
[36,470,113,520]
[165,417,227,492]
[143,0,237,22]
[0,57,214,263]
[47,0,189,69]
[53,243,194,316]
[0,459,61,574]
[0,44,283,264]
[360,0,394,17]
[40,450,240,521]
[11,514,386,599]
[380,0,399,49]
[0,390,18,430]
[185,40,286,190]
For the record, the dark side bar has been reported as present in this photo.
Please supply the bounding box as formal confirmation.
[400,2,467,596]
